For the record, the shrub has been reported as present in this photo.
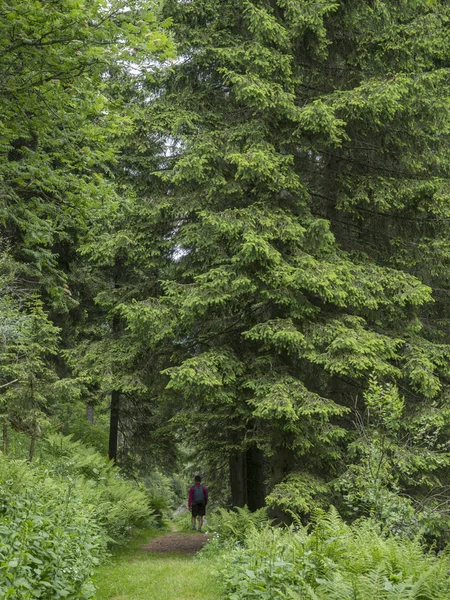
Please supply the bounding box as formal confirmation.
[337,379,450,545]
[265,472,330,521]
[142,469,183,527]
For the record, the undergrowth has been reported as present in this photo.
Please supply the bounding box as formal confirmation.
[0,434,155,599]
[200,506,450,600]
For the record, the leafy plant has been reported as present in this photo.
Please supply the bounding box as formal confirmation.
[266,473,330,521]
[0,433,158,599]
[0,454,105,599]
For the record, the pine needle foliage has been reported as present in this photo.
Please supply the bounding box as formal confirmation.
[265,472,329,517]
[0,0,174,468]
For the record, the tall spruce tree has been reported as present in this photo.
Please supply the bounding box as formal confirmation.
[114,0,450,510]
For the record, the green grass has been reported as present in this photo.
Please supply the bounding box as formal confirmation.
[93,529,223,600]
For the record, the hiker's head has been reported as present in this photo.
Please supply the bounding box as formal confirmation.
[194,475,202,483]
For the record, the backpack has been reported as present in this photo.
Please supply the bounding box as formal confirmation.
[192,485,205,504]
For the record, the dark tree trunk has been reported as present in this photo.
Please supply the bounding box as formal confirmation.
[2,421,8,455]
[86,402,94,424]
[108,390,120,462]
[108,303,122,462]
[270,447,292,488]
[268,447,295,522]
[246,445,265,511]
[28,435,36,462]
[229,451,247,507]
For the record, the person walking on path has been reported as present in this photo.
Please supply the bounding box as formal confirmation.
[188,475,208,531]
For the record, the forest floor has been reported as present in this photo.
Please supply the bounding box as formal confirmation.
[93,526,223,600]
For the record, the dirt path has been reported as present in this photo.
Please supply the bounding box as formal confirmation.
[140,532,209,556]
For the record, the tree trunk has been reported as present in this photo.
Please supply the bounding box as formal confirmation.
[86,402,94,424]
[108,390,120,462]
[268,447,294,522]
[108,305,122,462]
[270,447,292,488]
[229,451,247,507]
[2,421,8,455]
[246,445,265,511]
[28,435,36,462]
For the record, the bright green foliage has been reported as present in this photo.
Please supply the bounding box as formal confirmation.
[0,252,61,453]
[0,0,170,306]
[0,457,104,599]
[117,0,450,504]
[218,508,450,599]
[0,298,60,434]
[265,472,329,517]
[142,470,187,522]
[3,0,450,563]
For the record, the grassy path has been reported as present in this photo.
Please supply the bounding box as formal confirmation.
[93,529,223,600]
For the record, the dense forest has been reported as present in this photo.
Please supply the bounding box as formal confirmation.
[2,0,450,598]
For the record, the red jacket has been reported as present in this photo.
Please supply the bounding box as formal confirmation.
[188,483,208,508]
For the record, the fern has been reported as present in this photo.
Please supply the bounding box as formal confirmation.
[208,505,269,544]
[218,508,450,600]
[39,433,154,538]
